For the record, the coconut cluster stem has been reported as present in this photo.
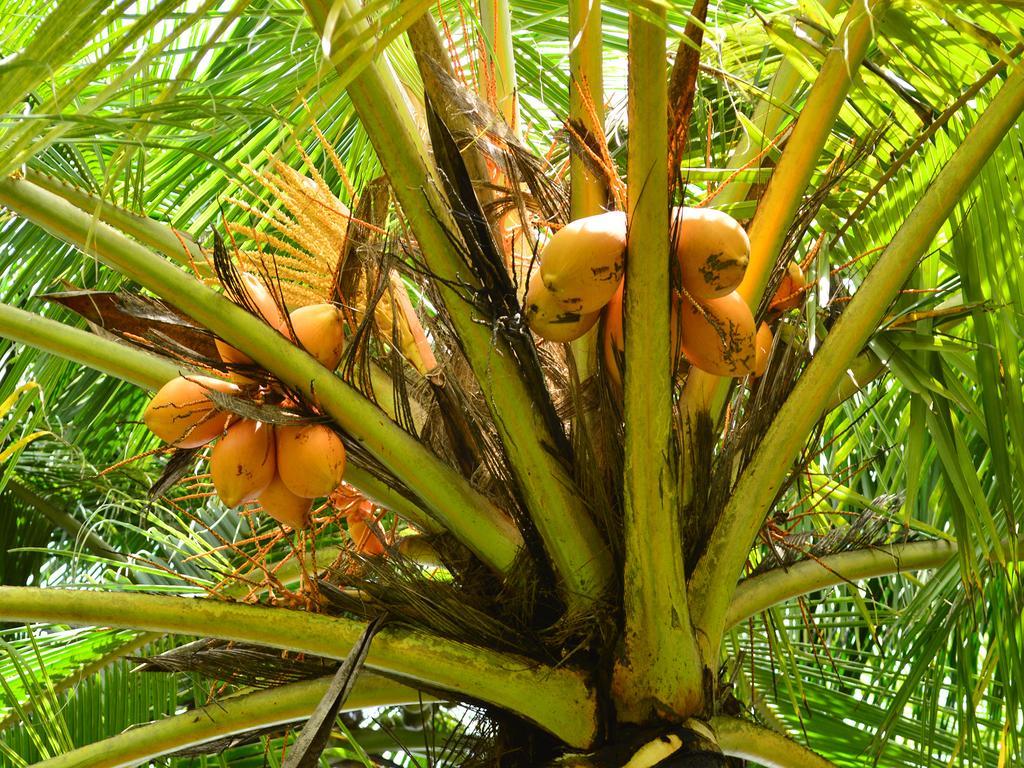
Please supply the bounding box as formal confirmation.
[0,175,519,572]
[0,587,598,748]
[614,8,702,722]
[303,0,613,609]
[689,54,1024,660]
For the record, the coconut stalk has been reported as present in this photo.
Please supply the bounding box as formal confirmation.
[303,0,613,609]
[613,8,702,722]
[22,169,426,428]
[0,175,517,571]
[27,674,425,768]
[478,0,518,131]
[0,543,358,736]
[678,0,887,427]
[0,587,599,748]
[688,55,1024,657]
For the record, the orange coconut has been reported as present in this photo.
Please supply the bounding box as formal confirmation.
[276,424,347,499]
[601,279,681,388]
[771,261,807,312]
[144,375,238,448]
[216,273,290,367]
[678,291,756,377]
[539,211,626,312]
[754,322,773,377]
[601,280,626,386]
[673,207,750,300]
[289,303,346,370]
[525,271,600,343]
[349,518,386,556]
[258,473,313,529]
[210,419,276,507]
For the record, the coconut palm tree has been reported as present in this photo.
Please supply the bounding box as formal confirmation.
[0,0,1022,765]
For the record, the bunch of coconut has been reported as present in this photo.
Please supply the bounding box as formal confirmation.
[524,211,627,343]
[600,207,778,384]
[142,273,349,531]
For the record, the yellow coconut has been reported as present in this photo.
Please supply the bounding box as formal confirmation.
[771,261,807,312]
[258,473,313,529]
[678,291,756,377]
[210,419,276,507]
[673,207,750,299]
[525,271,600,343]
[276,424,347,499]
[144,375,238,448]
[539,211,626,312]
[754,322,773,377]
[289,303,346,370]
[216,273,290,367]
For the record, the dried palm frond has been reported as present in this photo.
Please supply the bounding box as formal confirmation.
[132,638,337,687]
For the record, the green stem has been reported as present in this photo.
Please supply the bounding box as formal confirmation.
[0,176,516,571]
[727,538,1024,630]
[736,0,887,309]
[712,715,838,768]
[27,674,422,768]
[679,0,886,423]
[688,54,1024,660]
[0,302,179,391]
[0,294,434,533]
[304,0,612,608]
[726,539,957,630]
[23,169,425,431]
[0,587,598,748]
[614,8,702,722]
